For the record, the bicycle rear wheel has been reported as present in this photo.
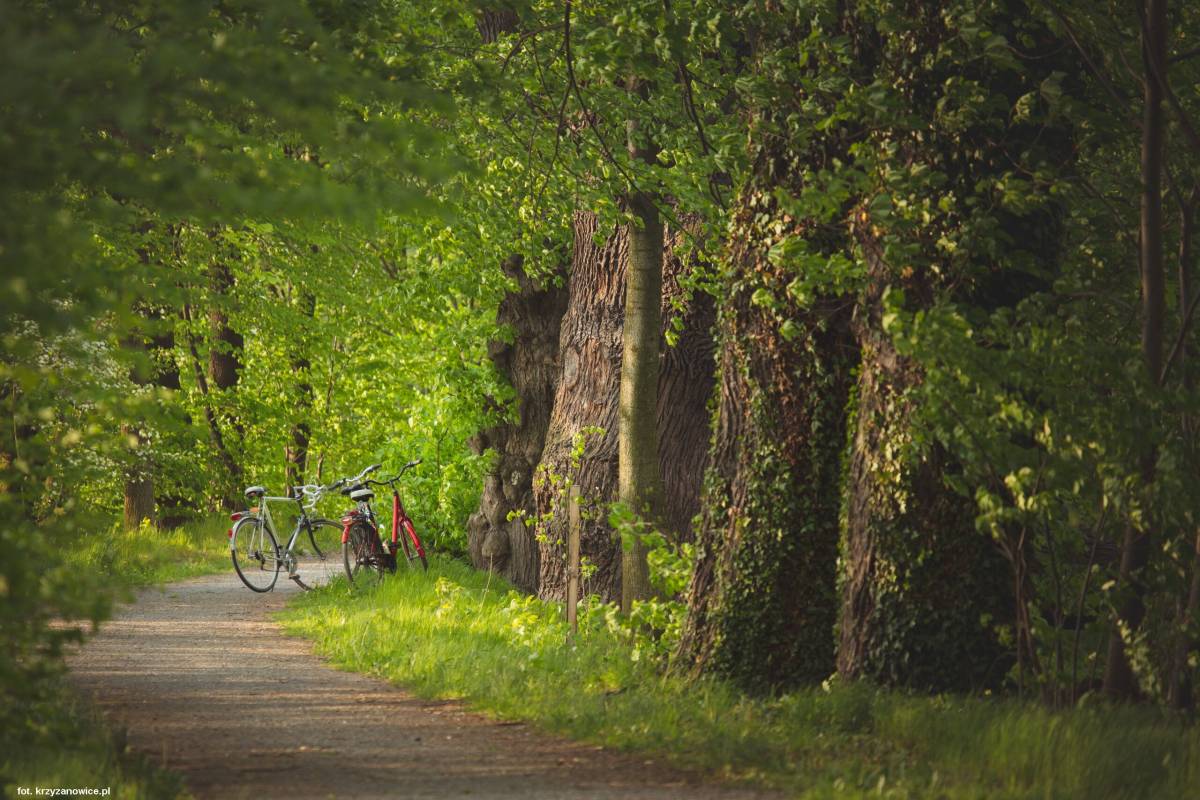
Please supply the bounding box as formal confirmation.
[343,521,385,586]
[396,518,429,572]
[231,516,280,592]
[290,518,342,590]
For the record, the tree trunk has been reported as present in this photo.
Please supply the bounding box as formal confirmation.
[618,190,663,613]
[1170,190,1199,711]
[1104,0,1167,702]
[674,194,854,691]
[123,472,155,530]
[122,422,155,530]
[536,213,628,602]
[285,290,316,490]
[467,255,568,592]
[656,222,717,540]
[836,231,1012,691]
[208,262,243,393]
[534,211,715,603]
[149,324,193,528]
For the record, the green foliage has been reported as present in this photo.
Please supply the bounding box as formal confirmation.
[281,558,1200,798]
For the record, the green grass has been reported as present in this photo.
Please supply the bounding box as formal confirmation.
[280,555,1200,799]
[2,678,190,800]
[68,515,233,589]
[2,515,232,799]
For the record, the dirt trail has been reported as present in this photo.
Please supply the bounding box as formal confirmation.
[66,573,775,799]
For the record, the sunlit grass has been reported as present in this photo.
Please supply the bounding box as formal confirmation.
[281,555,1200,799]
[67,515,232,589]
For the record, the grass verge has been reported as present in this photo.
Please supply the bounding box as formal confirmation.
[3,515,230,799]
[68,515,232,589]
[280,555,1199,799]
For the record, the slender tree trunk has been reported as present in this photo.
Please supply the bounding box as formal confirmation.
[285,290,316,489]
[619,189,663,613]
[617,74,665,613]
[1105,0,1167,702]
[183,304,243,504]
[208,260,244,436]
[1169,191,1198,710]
[150,324,193,528]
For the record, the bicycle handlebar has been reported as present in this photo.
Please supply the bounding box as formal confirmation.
[363,459,423,488]
[329,463,382,490]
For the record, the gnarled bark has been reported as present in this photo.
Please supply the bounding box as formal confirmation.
[466,255,568,593]
[836,233,1011,691]
[536,213,628,602]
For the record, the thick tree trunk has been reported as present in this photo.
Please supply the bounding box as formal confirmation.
[122,421,155,530]
[534,211,715,602]
[619,191,663,613]
[536,213,628,602]
[656,224,717,540]
[674,194,854,691]
[123,472,155,530]
[1105,0,1167,702]
[836,232,1012,691]
[475,6,518,44]
[467,256,568,593]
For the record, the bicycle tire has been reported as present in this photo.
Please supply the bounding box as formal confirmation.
[290,518,342,590]
[397,518,429,571]
[343,521,385,586]
[231,516,280,592]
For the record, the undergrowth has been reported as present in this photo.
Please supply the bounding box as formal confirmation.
[1,677,188,799]
[67,515,231,589]
[2,515,229,799]
[281,555,1199,799]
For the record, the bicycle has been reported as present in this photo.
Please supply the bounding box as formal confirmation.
[228,481,342,592]
[339,459,428,585]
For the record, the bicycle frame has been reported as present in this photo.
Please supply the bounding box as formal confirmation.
[231,495,312,557]
[338,470,424,560]
[391,488,426,559]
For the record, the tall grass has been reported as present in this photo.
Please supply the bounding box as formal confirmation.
[68,515,232,589]
[281,556,1199,799]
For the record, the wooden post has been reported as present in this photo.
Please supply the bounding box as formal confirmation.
[567,483,581,641]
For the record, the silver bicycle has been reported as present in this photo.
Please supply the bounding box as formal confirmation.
[228,481,343,592]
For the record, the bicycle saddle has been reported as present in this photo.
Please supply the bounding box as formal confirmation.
[350,487,374,501]
[243,486,266,498]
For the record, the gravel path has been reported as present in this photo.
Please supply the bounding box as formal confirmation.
[66,572,776,799]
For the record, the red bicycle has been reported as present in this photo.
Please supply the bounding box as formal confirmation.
[339,459,429,584]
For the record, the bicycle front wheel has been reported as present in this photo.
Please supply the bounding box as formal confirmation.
[290,518,342,590]
[231,516,280,593]
[343,521,385,586]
